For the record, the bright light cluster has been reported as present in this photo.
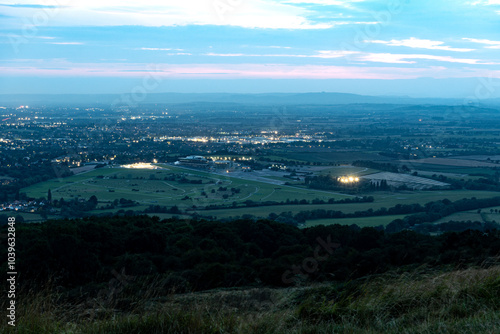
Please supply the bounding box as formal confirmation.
[122,162,157,169]
[338,176,360,183]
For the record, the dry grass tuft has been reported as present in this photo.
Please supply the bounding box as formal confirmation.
[2,266,499,333]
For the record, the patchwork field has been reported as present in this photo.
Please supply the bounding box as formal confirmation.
[452,155,500,161]
[19,164,500,223]
[403,164,497,176]
[270,150,392,163]
[22,165,351,211]
[200,190,500,219]
[362,172,450,190]
[7,212,59,223]
[399,158,498,168]
[433,206,500,224]
[435,211,486,224]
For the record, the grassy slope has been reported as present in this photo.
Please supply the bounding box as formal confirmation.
[5,266,499,334]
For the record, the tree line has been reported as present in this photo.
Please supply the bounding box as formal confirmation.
[1,215,499,295]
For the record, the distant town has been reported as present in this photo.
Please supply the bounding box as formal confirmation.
[1,101,499,234]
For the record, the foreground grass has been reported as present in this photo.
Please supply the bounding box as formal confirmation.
[2,266,499,333]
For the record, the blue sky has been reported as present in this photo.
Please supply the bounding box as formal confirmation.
[1,0,500,97]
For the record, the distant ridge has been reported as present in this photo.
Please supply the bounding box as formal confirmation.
[1,92,497,107]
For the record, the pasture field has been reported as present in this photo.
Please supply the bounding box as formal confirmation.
[88,205,150,214]
[402,163,496,176]
[7,212,59,223]
[270,150,392,163]
[464,205,500,223]
[319,166,378,177]
[428,205,500,224]
[307,204,500,230]
[254,155,308,163]
[481,205,500,212]
[453,155,500,161]
[399,158,498,168]
[412,170,486,181]
[435,211,486,224]
[484,212,500,222]
[306,214,408,228]
[371,190,500,207]
[20,165,500,221]
[22,165,351,210]
[361,172,450,189]
[199,190,500,219]
[22,167,118,197]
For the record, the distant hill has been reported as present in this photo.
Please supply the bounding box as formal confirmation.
[1,92,498,107]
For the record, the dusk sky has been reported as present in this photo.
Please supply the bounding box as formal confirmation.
[1,0,500,97]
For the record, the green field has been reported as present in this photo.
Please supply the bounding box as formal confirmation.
[199,190,500,219]
[484,212,500,222]
[20,165,500,221]
[21,165,350,214]
[319,166,378,176]
[434,206,500,224]
[270,150,391,163]
[306,214,408,228]
[435,211,486,224]
[406,164,496,176]
[7,212,59,223]
[308,204,500,229]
